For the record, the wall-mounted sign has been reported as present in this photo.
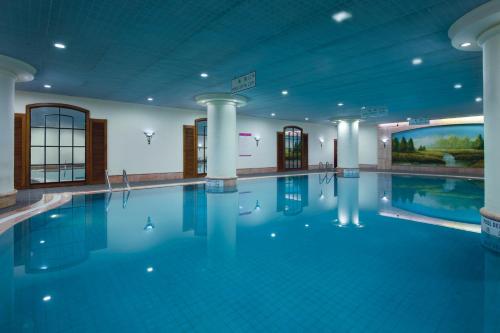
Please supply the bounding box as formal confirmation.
[409,117,430,126]
[361,106,388,119]
[231,71,256,93]
[239,132,253,157]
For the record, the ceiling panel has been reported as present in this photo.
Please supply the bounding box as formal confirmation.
[0,0,487,122]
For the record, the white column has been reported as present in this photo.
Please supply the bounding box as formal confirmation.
[0,55,35,208]
[337,119,359,177]
[449,1,500,246]
[482,32,500,217]
[483,249,500,332]
[195,93,247,192]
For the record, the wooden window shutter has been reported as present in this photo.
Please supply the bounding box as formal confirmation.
[277,132,284,172]
[302,133,309,170]
[14,114,26,189]
[183,125,196,178]
[89,119,107,184]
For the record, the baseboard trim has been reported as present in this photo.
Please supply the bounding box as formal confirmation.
[360,164,377,170]
[109,167,280,183]
[389,165,483,177]
[237,167,277,175]
[109,172,183,183]
[0,190,17,209]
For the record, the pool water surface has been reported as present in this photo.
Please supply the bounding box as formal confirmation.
[0,173,498,332]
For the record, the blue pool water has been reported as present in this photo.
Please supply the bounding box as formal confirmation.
[0,173,498,332]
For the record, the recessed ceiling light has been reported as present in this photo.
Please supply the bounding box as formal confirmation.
[305,117,309,121]
[147,267,154,273]
[460,42,472,48]
[53,42,66,49]
[454,83,463,89]
[43,295,52,302]
[43,84,52,89]
[337,102,344,107]
[270,113,276,117]
[270,233,276,238]
[475,97,483,102]
[147,97,154,101]
[332,11,352,23]
[281,90,288,95]
[361,106,366,110]
[412,58,423,65]
[200,73,208,78]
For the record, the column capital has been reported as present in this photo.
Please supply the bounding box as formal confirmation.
[449,1,500,51]
[0,55,36,82]
[195,93,248,108]
[329,116,361,124]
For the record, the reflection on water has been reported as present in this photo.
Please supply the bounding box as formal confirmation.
[14,195,108,273]
[276,176,309,215]
[336,177,362,228]
[387,175,483,223]
[0,173,495,332]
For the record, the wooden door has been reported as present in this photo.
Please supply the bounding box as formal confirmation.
[183,125,196,178]
[277,132,284,172]
[333,139,338,168]
[14,114,26,189]
[89,119,107,184]
[302,133,308,170]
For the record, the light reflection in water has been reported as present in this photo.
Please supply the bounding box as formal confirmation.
[0,173,493,332]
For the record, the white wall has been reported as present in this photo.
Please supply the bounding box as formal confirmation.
[14,91,377,175]
[358,124,378,165]
[236,116,336,169]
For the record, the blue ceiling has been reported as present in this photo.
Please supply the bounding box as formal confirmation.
[0,0,487,123]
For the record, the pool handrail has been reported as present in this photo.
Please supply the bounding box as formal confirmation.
[105,170,112,192]
[123,169,131,191]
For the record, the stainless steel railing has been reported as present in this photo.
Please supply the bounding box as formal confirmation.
[122,169,131,191]
[105,170,112,192]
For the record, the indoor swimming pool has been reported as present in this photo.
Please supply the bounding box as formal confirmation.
[0,172,497,332]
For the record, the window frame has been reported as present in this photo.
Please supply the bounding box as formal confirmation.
[195,118,208,176]
[26,103,90,187]
[283,126,303,170]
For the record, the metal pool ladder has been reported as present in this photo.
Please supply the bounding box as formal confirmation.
[122,169,131,191]
[105,170,112,192]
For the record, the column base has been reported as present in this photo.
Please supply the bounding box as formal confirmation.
[0,190,17,208]
[206,177,238,193]
[337,168,360,178]
[481,208,500,253]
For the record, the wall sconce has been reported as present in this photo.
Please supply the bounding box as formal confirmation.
[381,137,389,148]
[144,130,155,145]
[319,137,325,149]
[254,135,261,147]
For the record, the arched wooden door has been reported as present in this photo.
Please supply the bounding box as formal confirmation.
[277,126,308,172]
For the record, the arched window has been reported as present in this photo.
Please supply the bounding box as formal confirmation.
[28,104,88,184]
[284,126,303,169]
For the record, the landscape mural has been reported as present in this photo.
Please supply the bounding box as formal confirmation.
[392,124,484,168]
